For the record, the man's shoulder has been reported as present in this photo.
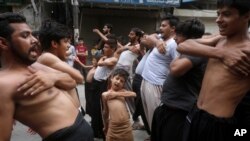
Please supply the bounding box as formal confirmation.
[167,38,177,47]
[39,52,58,58]
[38,53,61,65]
[0,71,24,96]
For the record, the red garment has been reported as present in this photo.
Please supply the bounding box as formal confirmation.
[76,44,87,64]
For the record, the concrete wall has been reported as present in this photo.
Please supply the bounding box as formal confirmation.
[174,8,218,34]
[12,3,41,31]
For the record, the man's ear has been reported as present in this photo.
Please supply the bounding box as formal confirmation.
[171,26,176,33]
[0,37,9,50]
[51,40,58,49]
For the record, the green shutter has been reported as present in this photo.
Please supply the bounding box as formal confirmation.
[5,0,23,6]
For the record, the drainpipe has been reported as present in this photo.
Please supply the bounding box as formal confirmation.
[31,0,38,15]
[71,0,79,44]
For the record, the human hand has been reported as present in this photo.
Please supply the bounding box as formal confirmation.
[156,41,166,54]
[102,56,107,61]
[27,128,37,135]
[106,92,117,100]
[17,66,56,96]
[74,56,80,63]
[102,91,114,100]
[12,120,16,130]
[128,45,140,54]
[93,28,100,33]
[221,47,250,76]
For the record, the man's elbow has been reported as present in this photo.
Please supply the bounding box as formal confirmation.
[170,67,184,77]
[177,43,185,53]
[64,80,77,90]
[76,75,84,84]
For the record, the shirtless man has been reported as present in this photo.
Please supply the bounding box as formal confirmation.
[177,0,250,140]
[37,20,83,108]
[0,13,93,141]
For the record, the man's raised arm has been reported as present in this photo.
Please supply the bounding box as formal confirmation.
[17,62,77,96]
[177,35,250,76]
[177,34,223,58]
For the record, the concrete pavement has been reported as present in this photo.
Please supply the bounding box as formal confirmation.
[11,84,149,141]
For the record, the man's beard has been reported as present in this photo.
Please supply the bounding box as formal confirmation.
[10,43,36,65]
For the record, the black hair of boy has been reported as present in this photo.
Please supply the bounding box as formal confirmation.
[105,38,117,50]
[39,20,72,51]
[111,68,129,82]
[217,0,250,26]
[175,18,205,39]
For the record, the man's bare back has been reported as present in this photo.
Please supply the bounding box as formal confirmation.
[197,39,250,117]
[0,63,79,138]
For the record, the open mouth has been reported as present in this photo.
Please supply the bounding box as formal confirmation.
[29,45,39,57]
[218,24,226,32]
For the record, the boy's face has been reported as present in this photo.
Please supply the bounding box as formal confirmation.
[78,40,84,45]
[103,43,114,56]
[216,6,248,36]
[55,38,70,61]
[111,75,126,91]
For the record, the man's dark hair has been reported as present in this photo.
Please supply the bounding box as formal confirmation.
[217,0,250,26]
[105,37,117,50]
[161,14,180,27]
[0,12,26,41]
[175,18,205,39]
[111,68,129,81]
[131,27,144,39]
[32,31,40,39]
[39,20,72,51]
[104,23,113,32]
[217,0,250,15]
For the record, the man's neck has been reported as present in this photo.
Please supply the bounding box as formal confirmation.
[129,41,139,46]
[163,35,174,42]
[226,31,250,45]
[106,54,113,58]
[1,58,29,70]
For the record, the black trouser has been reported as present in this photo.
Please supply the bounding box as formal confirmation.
[43,112,94,141]
[235,92,250,129]
[183,106,239,141]
[91,78,108,139]
[85,82,93,117]
[151,104,188,141]
[132,74,150,134]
